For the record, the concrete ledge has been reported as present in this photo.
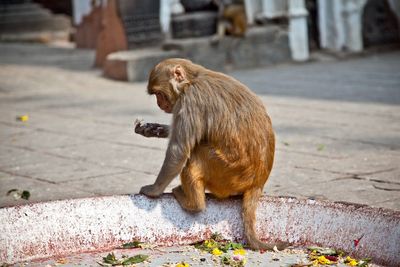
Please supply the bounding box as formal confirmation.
[1,195,399,266]
[104,49,181,82]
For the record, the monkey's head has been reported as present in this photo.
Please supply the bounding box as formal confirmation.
[147,58,195,113]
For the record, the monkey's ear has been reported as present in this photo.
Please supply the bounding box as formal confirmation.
[173,65,186,83]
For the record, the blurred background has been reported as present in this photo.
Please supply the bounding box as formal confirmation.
[1,0,399,78]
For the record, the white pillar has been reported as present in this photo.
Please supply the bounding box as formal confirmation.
[244,0,257,25]
[288,0,309,61]
[170,0,184,14]
[332,0,345,50]
[260,0,287,19]
[72,0,92,25]
[343,0,367,52]
[317,0,329,49]
[318,0,344,50]
[318,0,367,52]
[160,0,171,34]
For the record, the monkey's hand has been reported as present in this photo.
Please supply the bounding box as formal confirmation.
[139,184,163,198]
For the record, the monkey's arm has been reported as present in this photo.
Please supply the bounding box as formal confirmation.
[140,115,196,197]
[134,120,170,138]
[139,141,189,197]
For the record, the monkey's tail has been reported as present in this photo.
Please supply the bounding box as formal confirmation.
[242,188,288,250]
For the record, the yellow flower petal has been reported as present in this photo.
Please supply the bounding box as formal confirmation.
[17,115,29,122]
[233,249,246,256]
[345,256,359,266]
[212,248,223,256]
[205,240,214,248]
[176,262,190,267]
[316,255,333,265]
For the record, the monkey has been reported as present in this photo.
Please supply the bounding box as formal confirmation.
[139,58,287,250]
[211,0,247,43]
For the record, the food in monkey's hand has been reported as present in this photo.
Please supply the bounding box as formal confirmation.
[134,119,169,138]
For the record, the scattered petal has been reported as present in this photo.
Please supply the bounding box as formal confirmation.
[16,115,29,122]
[233,249,246,256]
[212,248,223,256]
[56,258,68,264]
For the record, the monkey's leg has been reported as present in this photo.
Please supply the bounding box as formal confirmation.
[173,160,206,213]
[243,188,289,250]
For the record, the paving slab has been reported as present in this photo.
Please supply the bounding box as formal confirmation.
[61,171,181,196]
[0,173,96,208]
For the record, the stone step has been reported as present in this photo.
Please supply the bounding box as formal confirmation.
[103,48,181,82]
[163,25,290,71]
[0,3,43,13]
[0,15,71,33]
[0,9,52,21]
[104,25,291,82]
[0,2,71,40]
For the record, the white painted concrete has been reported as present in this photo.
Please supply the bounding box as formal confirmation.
[1,195,399,266]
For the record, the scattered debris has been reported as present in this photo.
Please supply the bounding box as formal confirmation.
[175,262,190,267]
[317,144,325,151]
[6,189,30,200]
[353,234,364,249]
[98,252,148,266]
[55,258,68,265]
[194,233,246,266]
[16,115,29,122]
[343,256,371,267]
[283,142,290,146]
[307,246,338,256]
[306,246,372,267]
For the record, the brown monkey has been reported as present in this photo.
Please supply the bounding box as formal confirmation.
[139,58,286,250]
[211,0,247,43]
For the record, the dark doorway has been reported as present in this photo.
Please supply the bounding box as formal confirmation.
[363,0,400,47]
[306,0,320,50]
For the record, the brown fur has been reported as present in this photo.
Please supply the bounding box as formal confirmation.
[140,58,285,250]
[222,4,247,37]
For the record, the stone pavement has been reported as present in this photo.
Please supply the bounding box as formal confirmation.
[0,43,399,210]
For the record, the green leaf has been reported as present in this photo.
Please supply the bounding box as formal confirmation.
[21,190,30,200]
[222,242,243,252]
[121,241,142,249]
[317,144,325,151]
[121,254,149,265]
[103,253,118,265]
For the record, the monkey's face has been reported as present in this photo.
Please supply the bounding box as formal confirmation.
[148,60,189,114]
[155,91,173,113]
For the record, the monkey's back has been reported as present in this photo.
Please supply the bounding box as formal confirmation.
[183,70,275,185]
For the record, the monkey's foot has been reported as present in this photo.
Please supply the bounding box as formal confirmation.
[248,239,290,251]
[172,186,205,213]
